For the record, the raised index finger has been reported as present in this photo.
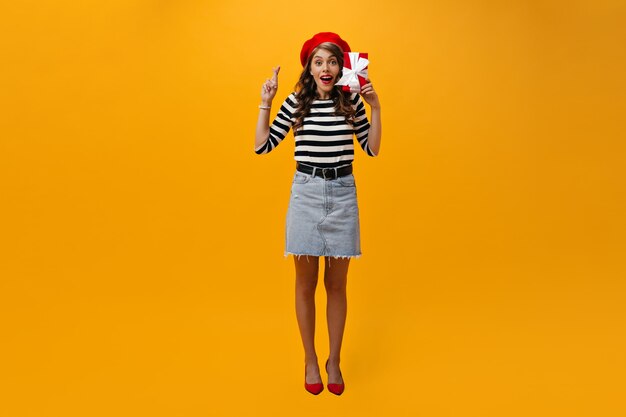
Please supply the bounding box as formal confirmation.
[272,66,281,82]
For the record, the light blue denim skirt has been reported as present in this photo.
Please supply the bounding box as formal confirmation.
[285,169,361,259]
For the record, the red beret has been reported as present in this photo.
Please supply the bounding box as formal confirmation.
[300,32,351,67]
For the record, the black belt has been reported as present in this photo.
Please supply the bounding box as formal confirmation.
[296,162,352,180]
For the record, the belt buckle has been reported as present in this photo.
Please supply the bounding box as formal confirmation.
[322,168,332,179]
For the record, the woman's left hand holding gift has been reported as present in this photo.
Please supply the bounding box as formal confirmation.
[360,80,380,109]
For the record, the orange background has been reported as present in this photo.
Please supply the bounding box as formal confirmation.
[1,1,625,416]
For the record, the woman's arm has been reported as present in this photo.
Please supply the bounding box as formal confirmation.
[255,104,272,150]
[255,66,280,151]
[367,105,381,155]
[360,81,381,155]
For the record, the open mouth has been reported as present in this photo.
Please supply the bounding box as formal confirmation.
[320,75,334,85]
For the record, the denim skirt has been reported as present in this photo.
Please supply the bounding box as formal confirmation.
[285,170,361,259]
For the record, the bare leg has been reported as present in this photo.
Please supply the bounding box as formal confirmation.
[294,255,321,384]
[324,256,349,384]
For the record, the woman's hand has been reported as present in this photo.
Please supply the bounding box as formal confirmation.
[261,66,280,105]
[360,80,380,109]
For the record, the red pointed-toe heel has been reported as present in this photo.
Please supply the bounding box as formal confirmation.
[304,380,324,395]
[325,359,345,396]
[304,363,324,395]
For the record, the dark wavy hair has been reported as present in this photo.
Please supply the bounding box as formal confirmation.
[292,42,356,133]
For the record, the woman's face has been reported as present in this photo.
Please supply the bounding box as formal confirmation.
[309,48,341,99]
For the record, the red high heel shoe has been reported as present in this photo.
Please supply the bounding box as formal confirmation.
[325,359,345,395]
[304,363,324,395]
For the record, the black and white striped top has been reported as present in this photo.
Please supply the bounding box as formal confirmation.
[255,92,375,168]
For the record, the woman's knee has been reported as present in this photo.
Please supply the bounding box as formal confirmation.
[324,269,348,292]
[324,277,347,293]
[297,279,318,297]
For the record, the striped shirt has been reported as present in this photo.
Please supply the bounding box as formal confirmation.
[255,92,375,168]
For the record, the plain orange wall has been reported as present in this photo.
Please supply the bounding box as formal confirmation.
[1,1,625,416]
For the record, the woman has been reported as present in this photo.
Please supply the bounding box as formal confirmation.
[254,32,381,395]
